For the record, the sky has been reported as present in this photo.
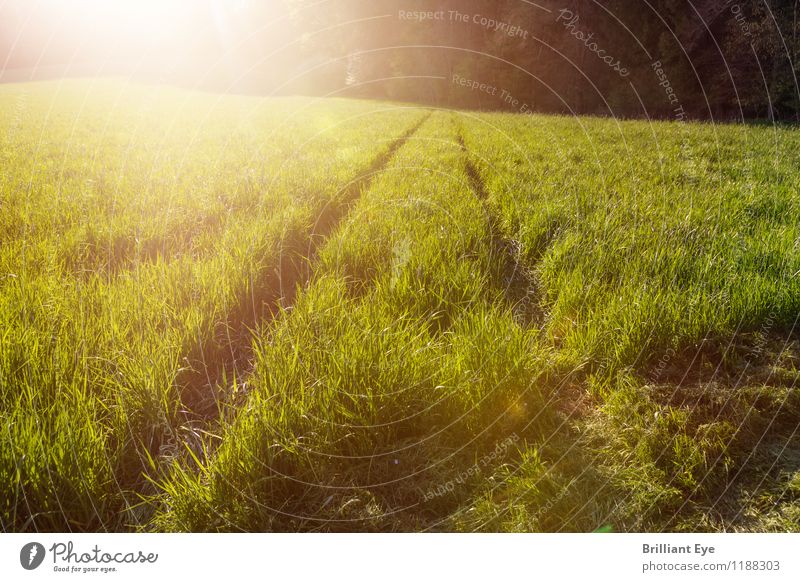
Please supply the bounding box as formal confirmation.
[0,0,296,87]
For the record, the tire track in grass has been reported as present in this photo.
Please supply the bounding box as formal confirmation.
[455,129,542,329]
[280,113,433,310]
[149,113,562,531]
[2,115,430,533]
[177,114,431,423]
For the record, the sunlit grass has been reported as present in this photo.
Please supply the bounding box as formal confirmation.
[0,80,424,530]
[1,80,798,532]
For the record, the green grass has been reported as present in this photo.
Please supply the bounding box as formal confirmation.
[1,80,798,532]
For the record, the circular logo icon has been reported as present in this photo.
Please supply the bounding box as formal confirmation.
[20,542,46,570]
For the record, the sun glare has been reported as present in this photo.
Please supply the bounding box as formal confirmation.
[2,0,278,78]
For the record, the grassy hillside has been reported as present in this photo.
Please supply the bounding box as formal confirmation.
[1,80,798,532]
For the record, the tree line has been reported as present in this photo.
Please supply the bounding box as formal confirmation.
[2,0,796,121]
[284,0,800,121]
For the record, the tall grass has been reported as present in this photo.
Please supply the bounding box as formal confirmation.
[151,113,555,531]
[2,80,798,532]
[455,112,800,531]
[460,113,800,375]
[0,80,424,531]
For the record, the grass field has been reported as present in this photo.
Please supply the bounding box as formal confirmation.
[1,79,799,532]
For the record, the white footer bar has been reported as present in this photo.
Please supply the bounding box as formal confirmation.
[1,533,796,581]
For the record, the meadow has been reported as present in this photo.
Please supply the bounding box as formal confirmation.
[1,79,798,532]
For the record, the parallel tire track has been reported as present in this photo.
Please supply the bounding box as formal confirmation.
[177,114,432,422]
[456,129,542,329]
